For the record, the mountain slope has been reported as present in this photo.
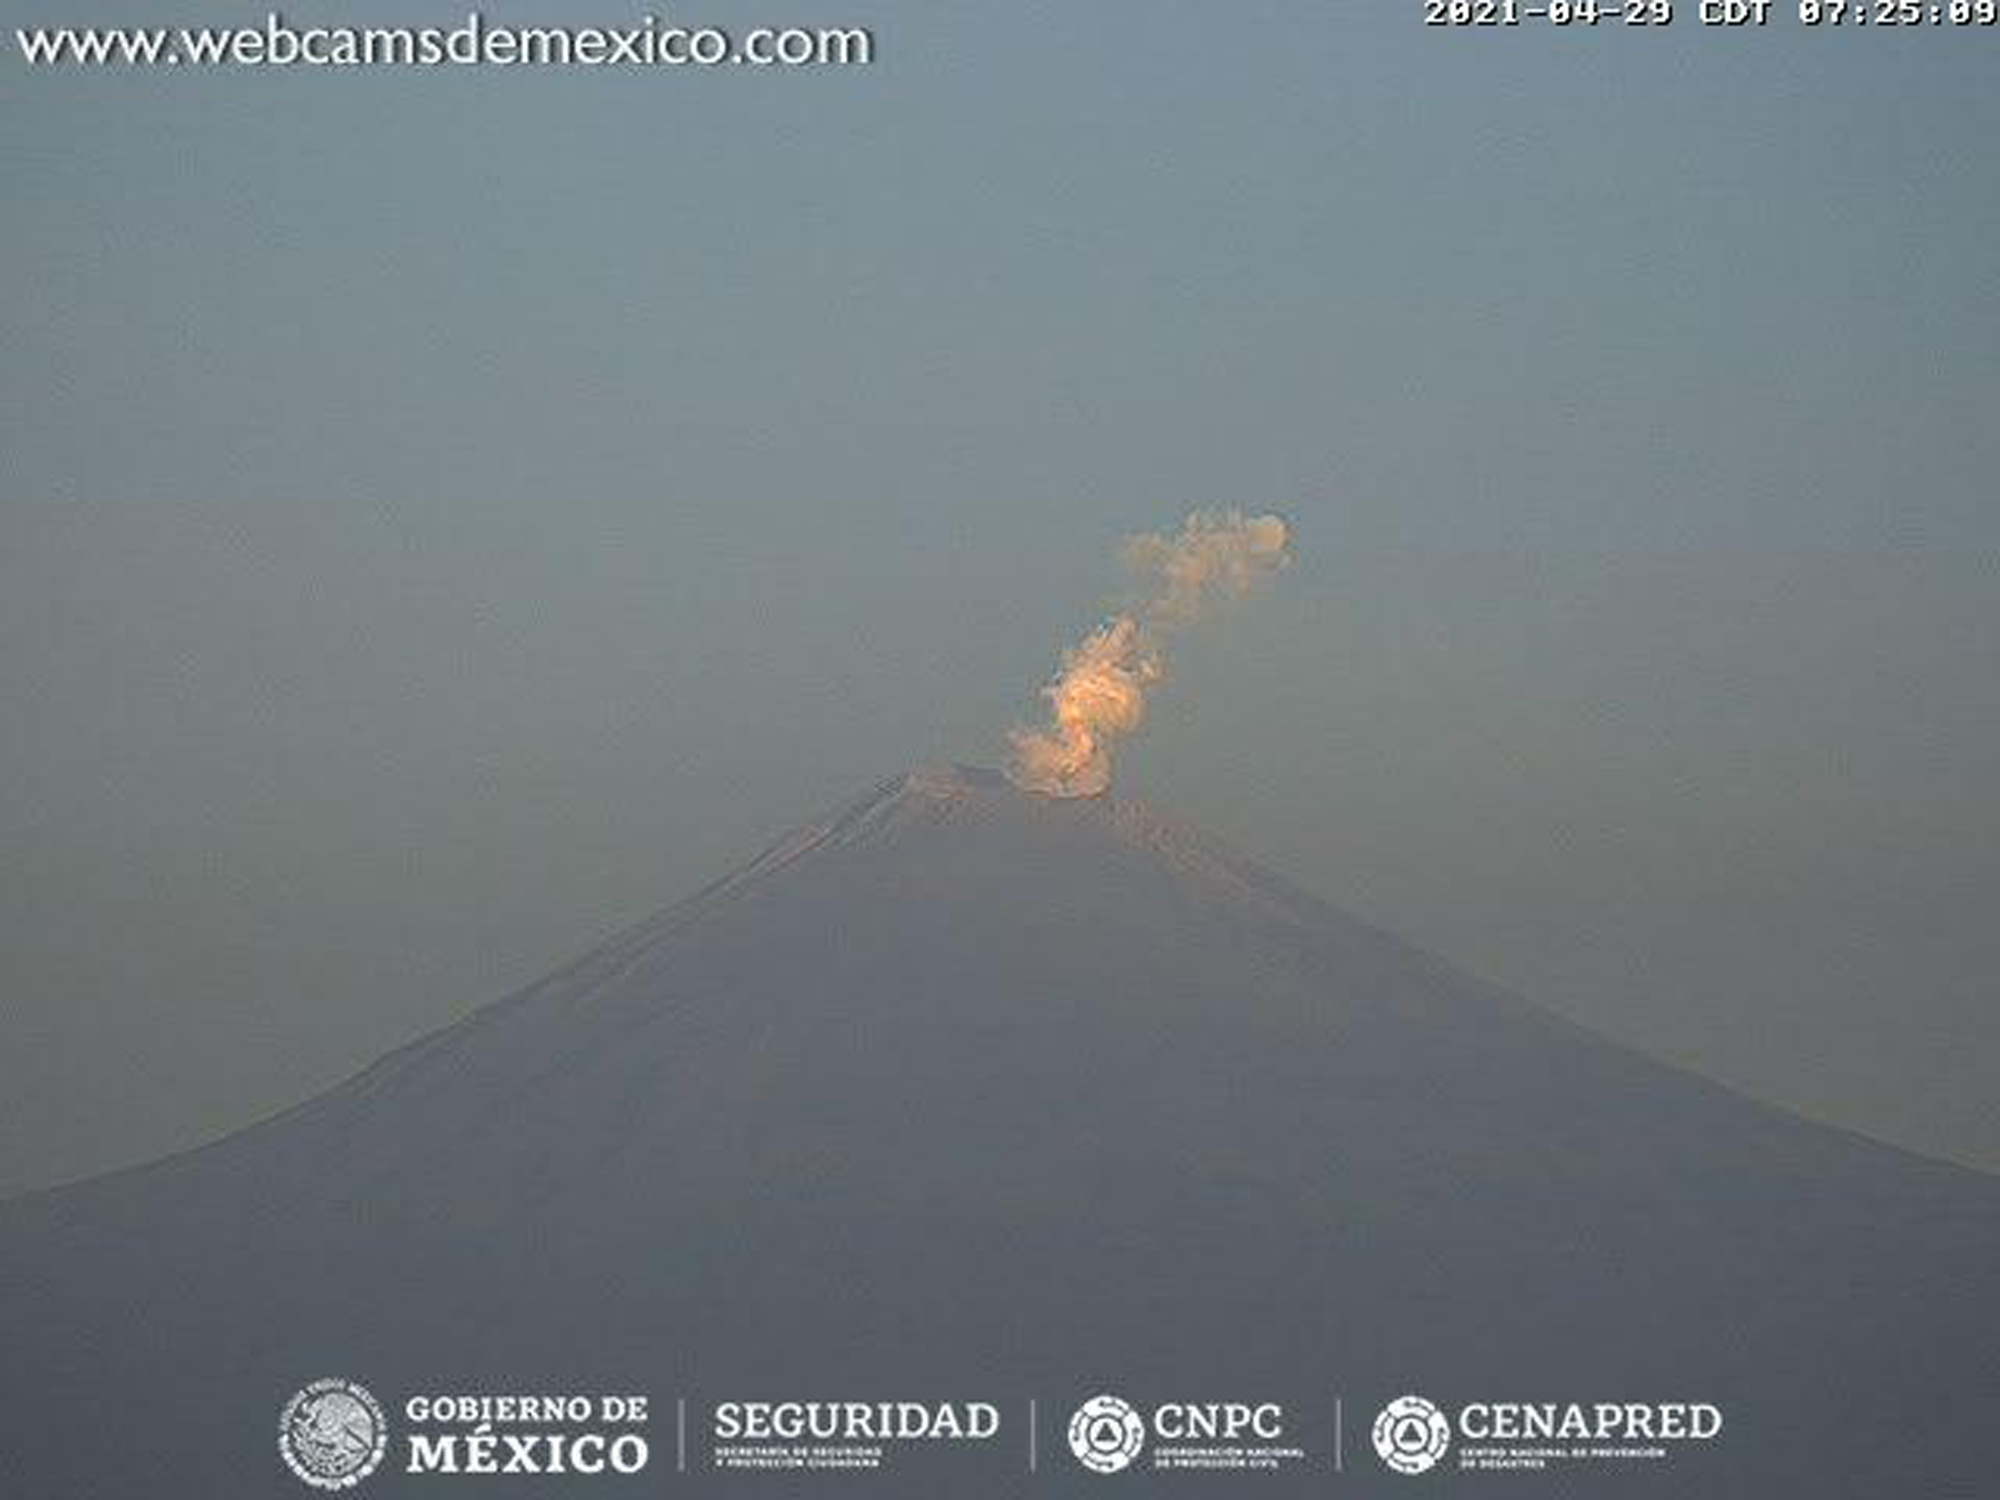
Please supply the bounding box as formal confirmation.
[2,765,1994,1496]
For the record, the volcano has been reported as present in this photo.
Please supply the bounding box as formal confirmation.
[3,765,1995,1496]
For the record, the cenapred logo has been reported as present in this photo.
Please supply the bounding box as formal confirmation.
[1373,1394,1450,1476]
[280,1378,389,1489]
[1068,1393,1146,1474]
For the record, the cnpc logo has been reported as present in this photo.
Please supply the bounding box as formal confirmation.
[1067,1394,1285,1474]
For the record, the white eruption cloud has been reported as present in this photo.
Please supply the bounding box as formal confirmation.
[1008,511,1292,797]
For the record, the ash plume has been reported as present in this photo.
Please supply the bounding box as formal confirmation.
[1008,511,1292,797]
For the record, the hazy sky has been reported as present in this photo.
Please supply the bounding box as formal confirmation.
[4,2,1996,1193]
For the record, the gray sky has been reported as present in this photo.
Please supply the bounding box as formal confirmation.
[4,2,1996,1193]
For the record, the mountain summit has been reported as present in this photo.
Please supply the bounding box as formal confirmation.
[3,767,1995,1495]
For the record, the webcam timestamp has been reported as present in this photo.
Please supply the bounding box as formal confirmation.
[1801,0,1998,21]
[1425,0,1998,18]
[1424,0,1676,22]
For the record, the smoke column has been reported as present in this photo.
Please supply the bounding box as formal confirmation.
[1008,511,1292,797]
